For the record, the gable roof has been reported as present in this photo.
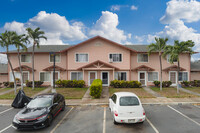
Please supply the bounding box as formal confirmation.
[43,65,66,71]
[132,65,155,71]
[0,63,8,73]
[13,65,35,72]
[162,65,186,71]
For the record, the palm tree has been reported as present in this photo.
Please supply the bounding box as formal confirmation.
[163,40,194,93]
[148,37,168,91]
[13,32,29,90]
[0,31,17,94]
[26,27,47,90]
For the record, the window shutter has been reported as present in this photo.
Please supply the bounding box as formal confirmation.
[109,54,112,59]
[119,54,122,61]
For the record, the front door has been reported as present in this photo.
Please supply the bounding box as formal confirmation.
[22,72,29,83]
[139,72,146,86]
[51,71,60,86]
[170,71,177,86]
[101,72,109,86]
[89,71,97,86]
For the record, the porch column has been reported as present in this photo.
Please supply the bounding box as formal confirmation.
[113,68,115,81]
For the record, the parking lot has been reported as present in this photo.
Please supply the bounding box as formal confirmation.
[0,104,200,133]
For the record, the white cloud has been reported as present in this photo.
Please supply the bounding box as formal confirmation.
[4,21,26,35]
[111,5,121,11]
[130,5,138,10]
[89,11,130,43]
[0,54,7,64]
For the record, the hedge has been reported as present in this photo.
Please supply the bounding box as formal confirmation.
[153,81,172,87]
[3,82,9,87]
[110,80,142,88]
[26,81,44,87]
[55,79,85,88]
[181,80,200,87]
[90,79,102,98]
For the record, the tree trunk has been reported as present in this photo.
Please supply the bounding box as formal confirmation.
[177,60,180,94]
[7,50,17,95]
[17,49,23,90]
[32,44,35,90]
[159,52,162,91]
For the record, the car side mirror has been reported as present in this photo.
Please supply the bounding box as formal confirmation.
[53,103,58,106]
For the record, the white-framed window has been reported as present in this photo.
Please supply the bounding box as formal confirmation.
[75,53,88,62]
[148,72,158,82]
[71,72,83,80]
[109,54,122,62]
[137,54,148,62]
[115,72,127,81]
[10,71,29,82]
[179,72,188,81]
[40,72,51,82]
[21,54,31,63]
[10,72,20,82]
[167,54,177,63]
[50,54,61,63]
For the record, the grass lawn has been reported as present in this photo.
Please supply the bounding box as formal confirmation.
[183,87,200,94]
[56,88,88,99]
[0,88,13,93]
[0,87,47,99]
[109,88,155,98]
[151,87,197,98]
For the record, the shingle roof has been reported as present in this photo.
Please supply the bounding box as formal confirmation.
[124,45,148,52]
[191,61,200,71]
[0,63,8,73]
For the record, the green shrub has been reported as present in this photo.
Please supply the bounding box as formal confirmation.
[55,79,62,87]
[3,82,9,87]
[25,81,44,87]
[110,80,141,88]
[129,81,142,88]
[56,80,85,88]
[90,79,102,98]
[162,81,172,87]
[9,82,14,88]
[153,81,160,87]
[181,81,190,87]
[194,80,200,87]
[0,83,2,87]
[73,80,85,88]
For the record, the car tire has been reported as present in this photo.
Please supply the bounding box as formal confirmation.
[61,101,65,111]
[47,114,53,127]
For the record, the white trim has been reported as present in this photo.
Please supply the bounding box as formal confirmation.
[138,71,147,86]
[70,71,83,80]
[147,71,159,82]
[49,53,61,63]
[108,53,123,63]
[20,54,31,63]
[101,71,109,86]
[169,71,177,86]
[75,53,89,63]
[137,53,149,63]
[114,71,127,81]
[39,71,51,82]
[51,71,60,86]
[88,71,97,86]
[22,71,29,83]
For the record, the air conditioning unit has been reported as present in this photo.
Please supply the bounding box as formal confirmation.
[109,58,113,63]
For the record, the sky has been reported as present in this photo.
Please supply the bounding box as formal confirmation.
[0,0,200,63]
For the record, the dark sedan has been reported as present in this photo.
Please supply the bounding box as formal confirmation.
[12,93,65,130]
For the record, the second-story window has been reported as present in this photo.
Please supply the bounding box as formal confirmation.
[76,53,88,62]
[21,54,31,63]
[50,54,60,63]
[167,54,177,63]
[109,54,122,62]
[137,54,148,62]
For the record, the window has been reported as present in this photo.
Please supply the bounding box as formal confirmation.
[10,72,29,82]
[148,72,158,82]
[111,94,117,104]
[71,72,83,80]
[75,53,88,62]
[115,72,127,81]
[120,96,139,106]
[10,72,20,82]
[21,54,31,63]
[179,72,188,81]
[137,54,148,62]
[50,54,60,62]
[167,54,177,62]
[40,72,50,82]
[109,54,122,62]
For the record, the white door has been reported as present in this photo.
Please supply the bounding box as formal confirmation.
[139,71,146,86]
[101,71,109,86]
[169,71,177,86]
[89,71,97,86]
[51,71,60,86]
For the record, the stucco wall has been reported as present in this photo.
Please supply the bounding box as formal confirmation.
[191,72,200,81]
[0,74,8,83]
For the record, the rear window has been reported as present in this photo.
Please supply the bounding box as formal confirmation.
[119,96,139,106]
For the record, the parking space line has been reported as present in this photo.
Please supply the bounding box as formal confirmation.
[167,105,200,126]
[103,107,106,133]
[0,124,12,133]
[146,117,159,133]
[194,105,200,109]
[0,108,13,115]
[50,107,74,133]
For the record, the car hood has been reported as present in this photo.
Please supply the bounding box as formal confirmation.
[16,107,49,120]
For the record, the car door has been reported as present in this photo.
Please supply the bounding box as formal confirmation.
[52,94,60,117]
[110,94,117,112]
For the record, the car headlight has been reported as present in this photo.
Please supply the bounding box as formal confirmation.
[13,115,19,123]
[37,114,48,121]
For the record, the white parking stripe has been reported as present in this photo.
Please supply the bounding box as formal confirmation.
[194,105,200,109]
[0,108,13,115]
[0,124,12,133]
[103,107,106,133]
[50,107,74,133]
[168,105,200,126]
[146,117,159,133]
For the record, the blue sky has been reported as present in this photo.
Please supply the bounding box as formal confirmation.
[0,0,200,62]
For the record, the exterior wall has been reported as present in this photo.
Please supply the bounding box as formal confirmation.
[191,72,200,81]
[0,74,8,83]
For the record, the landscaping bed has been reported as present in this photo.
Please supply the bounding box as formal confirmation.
[0,87,47,99]
[183,87,200,94]
[56,88,88,99]
[109,88,155,98]
[151,87,197,98]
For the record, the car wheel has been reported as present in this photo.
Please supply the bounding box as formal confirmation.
[47,114,53,127]
[61,101,65,111]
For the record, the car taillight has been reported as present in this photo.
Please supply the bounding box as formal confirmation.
[114,111,118,116]
[143,110,145,116]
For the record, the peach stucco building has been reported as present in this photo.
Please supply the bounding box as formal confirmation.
[4,36,193,86]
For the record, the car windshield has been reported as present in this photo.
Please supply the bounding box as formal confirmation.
[27,97,52,108]
[120,96,139,106]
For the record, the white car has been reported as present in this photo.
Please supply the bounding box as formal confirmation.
[109,92,145,124]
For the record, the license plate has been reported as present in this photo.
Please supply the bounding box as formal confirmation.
[128,119,135,123]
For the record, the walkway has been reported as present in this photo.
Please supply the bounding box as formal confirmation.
[180,87,200,97]
[31,87,52,98]
[0,86,21,96]
[143,86,165,98]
